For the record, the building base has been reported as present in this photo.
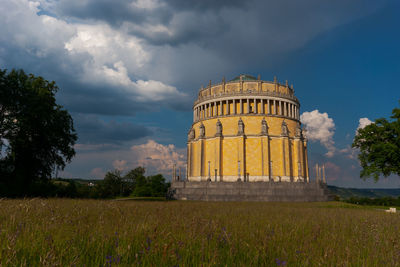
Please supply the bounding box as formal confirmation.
[170,181,333,202]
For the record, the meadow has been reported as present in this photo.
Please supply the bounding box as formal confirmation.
[0,199,399,266]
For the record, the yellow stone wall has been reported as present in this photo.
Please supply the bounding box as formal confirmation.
[189,77,308,182]
[188,115,308,182]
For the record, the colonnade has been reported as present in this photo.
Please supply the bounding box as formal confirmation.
[193,98,299,122]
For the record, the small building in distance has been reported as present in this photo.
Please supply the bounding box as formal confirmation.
[172,74,332,202]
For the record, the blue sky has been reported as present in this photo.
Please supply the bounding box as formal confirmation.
[0,0,399,188]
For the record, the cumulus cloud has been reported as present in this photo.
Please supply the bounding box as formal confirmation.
[107,139,186,176]
[338,117,374,160]
[301,110,336,157]
[0,0,188,116]
[129,139,186,175]
[356,117,373,133]
[113,159,128,171]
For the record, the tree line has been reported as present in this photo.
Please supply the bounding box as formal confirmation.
[29,167,171,199]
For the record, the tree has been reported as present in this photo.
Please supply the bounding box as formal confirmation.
[0,69,77,196]
[352,102,400,181]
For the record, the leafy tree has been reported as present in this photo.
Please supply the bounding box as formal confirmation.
[352,103,400,181]
[124,166,146,188]
[0,69,77,196]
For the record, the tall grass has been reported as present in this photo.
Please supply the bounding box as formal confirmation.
[0,199,399,266]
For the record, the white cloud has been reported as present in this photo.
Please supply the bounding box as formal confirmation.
[89,140,186,178]
[301,110,336,157]
[338,117,373,160]
[129,139,186,175]
[356,117,373,133]
[0,0,186,105]
[113,159,128,171]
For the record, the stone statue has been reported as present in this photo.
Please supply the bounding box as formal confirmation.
[261,118,269,135]
[199,123,205,138]
[302,128,307,139]
[281,121,288,136]
[295,125,302,138]
[216,119,223,137]
[238,118,244,135]
[188,128,195,141]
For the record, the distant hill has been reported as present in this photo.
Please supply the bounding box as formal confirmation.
[327,185,400,199]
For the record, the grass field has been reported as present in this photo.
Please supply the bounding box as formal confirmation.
[0,199,399,266]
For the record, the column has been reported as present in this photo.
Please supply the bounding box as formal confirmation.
[240,99,243,114]
[216,135,222,181]
[233,99,236,114]
[193,109,195,121]
[261,137,264,178]
[226,100,229,115]
[187,142,191,179]
[268,137,271,181]
[247,98,250,113]
[285,102,288,116]
[220,100,223,116]
[274,100,277,115]
[261,99,264,114]
[282,138,286,178]
[291,104,293,118]
[254,98,257,113]
[200,139,204,179]
[290,104,294,118]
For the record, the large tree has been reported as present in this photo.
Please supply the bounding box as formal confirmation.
[352,102,400,181]
[0,69,77,196]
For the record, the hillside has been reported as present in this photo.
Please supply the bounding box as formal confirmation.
[327,185,400,199]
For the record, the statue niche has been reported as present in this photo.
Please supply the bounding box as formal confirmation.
[281,121,289,136]
[261,118,269,135]
[199,123,205,138]
[188,128,195,141]
[238,118,244,135]
[215,119,223,137]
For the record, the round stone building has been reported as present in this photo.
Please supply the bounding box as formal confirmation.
[186,74,309,183]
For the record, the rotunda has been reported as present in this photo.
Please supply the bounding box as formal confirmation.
[186,74,309,183]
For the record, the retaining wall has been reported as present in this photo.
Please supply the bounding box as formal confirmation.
[170,181,333,202]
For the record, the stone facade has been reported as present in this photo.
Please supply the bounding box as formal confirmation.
[186,74,309,183]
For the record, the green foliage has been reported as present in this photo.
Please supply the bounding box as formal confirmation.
[89,167,170,199]
[345,196,400,207]
[1,200,400,266]
[352,102,400,181]
[0,69,77,196]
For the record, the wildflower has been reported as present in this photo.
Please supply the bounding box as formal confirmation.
[275,258,287,266]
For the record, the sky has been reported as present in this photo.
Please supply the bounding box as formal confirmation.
[1,0,399,188]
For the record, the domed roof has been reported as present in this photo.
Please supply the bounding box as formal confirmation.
[229,74,257,82]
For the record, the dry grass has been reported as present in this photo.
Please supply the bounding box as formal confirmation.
[0,199,399,266]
